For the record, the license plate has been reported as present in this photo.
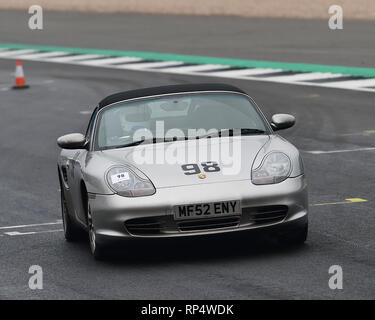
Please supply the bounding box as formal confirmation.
[173,200,240,220]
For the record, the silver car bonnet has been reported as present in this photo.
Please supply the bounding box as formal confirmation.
[99,135,270,188]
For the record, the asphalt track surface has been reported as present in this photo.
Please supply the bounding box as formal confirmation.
[0,11,375,299]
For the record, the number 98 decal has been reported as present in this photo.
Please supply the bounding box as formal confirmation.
[181,162,220,175]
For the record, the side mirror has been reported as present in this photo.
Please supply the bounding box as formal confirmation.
[57,133,87,149]
[271,114,295,131]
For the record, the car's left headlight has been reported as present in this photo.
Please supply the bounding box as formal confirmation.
[252,152,291,185]
[106,166,155,197]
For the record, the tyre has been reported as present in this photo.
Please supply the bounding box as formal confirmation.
[61,189,82,242]
[87,202,107,260]
[277,223,308,246]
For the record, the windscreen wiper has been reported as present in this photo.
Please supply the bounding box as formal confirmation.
[109,138,155,149]
[104,128,266,149]
[196,128,266,139]
[240,128,266,135]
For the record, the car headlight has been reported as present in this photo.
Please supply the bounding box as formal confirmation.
[252,152,291,185]
[106,166,155,197]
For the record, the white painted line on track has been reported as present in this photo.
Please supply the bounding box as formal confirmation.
[264,72,345,82]
[209,68,283,77]
[0,221,62,230]
[5,231,38,236]
[322,78,375,89]
[14,51,70,60]
[0,49,37,57]
[117,60,185,70]
[162,64,230,73]
[229,75,375,93]
[45,54,105,63]
[304,147,375,154]
[1,48,374,93]
[79,56,143,65]
[4,229,63,236]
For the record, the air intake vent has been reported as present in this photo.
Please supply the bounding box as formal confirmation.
[125,218,162,235]
[178,216,240,232]
[243,205,288,225]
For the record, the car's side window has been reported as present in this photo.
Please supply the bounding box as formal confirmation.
[85,107,98,142]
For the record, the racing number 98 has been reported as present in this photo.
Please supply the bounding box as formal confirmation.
[181,162,220,175]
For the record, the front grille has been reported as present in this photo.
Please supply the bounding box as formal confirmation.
[178,216,240,232]
[125,217,163,235]
[124,206,286,236]
[243,205,288,225]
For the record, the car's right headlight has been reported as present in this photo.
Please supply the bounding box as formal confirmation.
[106,166,155,197]
[252,152,291,185]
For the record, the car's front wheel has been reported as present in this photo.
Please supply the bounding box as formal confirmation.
[87,202,107,260]
[61,189,81,241]
[277,223,308,246]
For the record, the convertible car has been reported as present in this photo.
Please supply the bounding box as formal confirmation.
[57,83,308,259]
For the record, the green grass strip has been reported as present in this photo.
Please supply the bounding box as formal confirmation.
[1,42,375,78]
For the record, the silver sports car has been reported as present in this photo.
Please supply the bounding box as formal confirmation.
[57,83,308,259]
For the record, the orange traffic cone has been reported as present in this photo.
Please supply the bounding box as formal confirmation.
[12,60,29,89]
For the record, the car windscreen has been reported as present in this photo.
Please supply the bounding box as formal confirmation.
[94,92,269,150]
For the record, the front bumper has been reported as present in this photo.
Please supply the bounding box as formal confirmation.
[90,175,308,242]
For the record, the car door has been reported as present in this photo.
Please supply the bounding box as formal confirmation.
[68,107,98,224]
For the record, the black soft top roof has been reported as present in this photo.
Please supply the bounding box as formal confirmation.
[98,83,246,109]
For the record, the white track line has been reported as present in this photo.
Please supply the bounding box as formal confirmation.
[14,51,70,60]
[0,49,37,57]
[305,147,375,154]
[117,60,185,70]
[213,73,375,93]
[265,72,345,82]
[322,78,375,89]
[161,64,230,73]
[1,49,374,93]
[79,56,143,65]
[46,54,105,62]
[209,68,283,77]
[4,229,63,236]
[0,221,62,230]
